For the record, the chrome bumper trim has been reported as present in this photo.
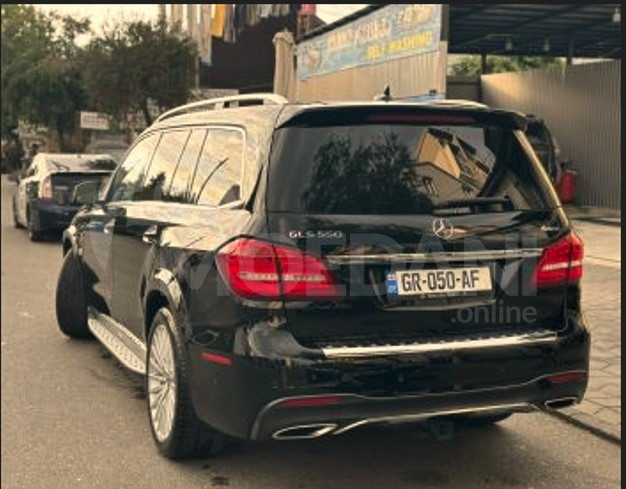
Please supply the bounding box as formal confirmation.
[321,330,557,358]
[326,248,543,265]
[272,423,337,440]
[333,402,535,435]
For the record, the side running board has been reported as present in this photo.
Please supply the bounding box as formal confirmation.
[87,308,147,375]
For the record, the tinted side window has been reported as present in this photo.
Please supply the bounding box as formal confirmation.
[108,134,158,202]
[167,129,207,203]
[138,130,189,201]
[190,129,244,206]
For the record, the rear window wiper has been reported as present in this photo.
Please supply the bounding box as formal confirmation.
[433,197,513,211]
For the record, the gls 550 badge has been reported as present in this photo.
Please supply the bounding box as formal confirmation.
[288,230,344,239]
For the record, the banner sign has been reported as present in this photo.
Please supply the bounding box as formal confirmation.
[80,111,110,131]
[297,4,442,80]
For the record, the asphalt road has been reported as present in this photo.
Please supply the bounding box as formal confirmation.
[1,176,620,489]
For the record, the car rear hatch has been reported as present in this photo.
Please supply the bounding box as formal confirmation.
[50,172,110,206]
[252,106,581,354]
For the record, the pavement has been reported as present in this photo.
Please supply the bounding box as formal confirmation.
[551,218,622,442]
[1,175,621,488]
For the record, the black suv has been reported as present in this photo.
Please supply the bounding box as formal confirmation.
[56,94,589,459]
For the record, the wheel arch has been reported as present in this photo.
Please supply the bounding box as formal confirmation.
[62,225,78,256]
[144,268,186,342]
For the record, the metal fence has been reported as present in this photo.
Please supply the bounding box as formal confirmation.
[481,60,621,209]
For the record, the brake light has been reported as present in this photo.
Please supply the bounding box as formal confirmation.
[216,238,341,301]
[39,175,53,201]
[533,232,583,288]
[367,114,476,124]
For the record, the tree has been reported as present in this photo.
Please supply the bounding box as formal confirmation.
[1,4,90,150]
[303,132,434,214]
[82,19,198,132]
[449,55,564,76]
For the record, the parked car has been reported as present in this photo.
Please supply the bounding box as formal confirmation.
[13,153,117,241]
[56,94,589,460]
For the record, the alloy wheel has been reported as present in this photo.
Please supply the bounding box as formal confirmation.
[148,322,177,442]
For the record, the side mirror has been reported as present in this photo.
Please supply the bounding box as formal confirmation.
[72,180,101,206]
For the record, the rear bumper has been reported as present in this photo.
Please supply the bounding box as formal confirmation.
[187,314,590,440]
[30,200,80,232]
[252,373,585,440]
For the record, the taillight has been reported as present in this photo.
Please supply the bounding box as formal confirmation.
[533,232,583,288]
[39,175,53,201]
[216,238,341,301]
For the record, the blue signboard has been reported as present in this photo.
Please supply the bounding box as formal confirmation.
[297,4,442,81]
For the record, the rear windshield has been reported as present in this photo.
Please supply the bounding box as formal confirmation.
[268,123,557,215]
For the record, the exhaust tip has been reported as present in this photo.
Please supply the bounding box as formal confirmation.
[544,397,578,410]
[272,423,337,440]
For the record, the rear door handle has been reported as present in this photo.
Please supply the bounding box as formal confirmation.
[142,225,159,244]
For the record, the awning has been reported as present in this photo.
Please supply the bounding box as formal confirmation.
[450,4,621,58]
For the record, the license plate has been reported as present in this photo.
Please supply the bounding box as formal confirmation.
[386,267,492,297]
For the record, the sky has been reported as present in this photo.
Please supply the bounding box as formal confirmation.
[32,4,370,35]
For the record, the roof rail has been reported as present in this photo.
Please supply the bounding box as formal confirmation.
[155,93,289,123]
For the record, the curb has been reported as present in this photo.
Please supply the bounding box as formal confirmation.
[546,409,621,445]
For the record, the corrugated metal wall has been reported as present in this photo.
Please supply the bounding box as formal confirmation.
[296,42,448,102]
[446,75,480,101]
[481,61,621,209]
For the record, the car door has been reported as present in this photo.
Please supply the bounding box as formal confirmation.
[81,133,160,314]
[109,129,193,340]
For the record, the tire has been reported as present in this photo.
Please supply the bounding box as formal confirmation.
[146,307,222,459]
[457,412,513,427]
[27,206,44,242]
[56,251,92,339]
[12,198,24,229]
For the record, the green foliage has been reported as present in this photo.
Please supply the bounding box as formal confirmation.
[1,4,90,149]
[449,55,564,76]
[82,19,198,129]
[2,6,197,149]
[303,133,433,214]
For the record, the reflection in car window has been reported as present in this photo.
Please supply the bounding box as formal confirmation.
[138,130,189,201]
[167,129,206,203]
[96,174,111,202]
[269,124,553,215]
[108,134,158,202]
[190,129,244,206]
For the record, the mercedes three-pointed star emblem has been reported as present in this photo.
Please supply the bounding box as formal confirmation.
[432,218,454,239]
